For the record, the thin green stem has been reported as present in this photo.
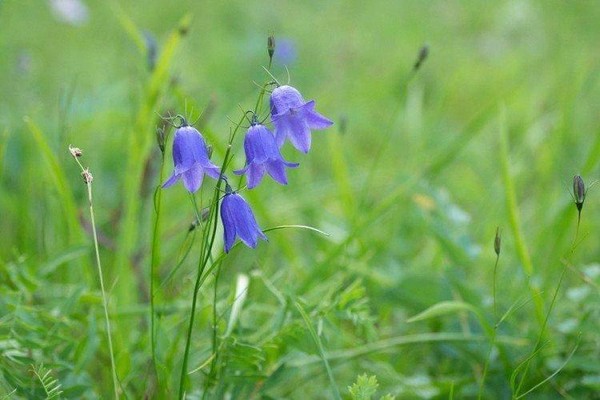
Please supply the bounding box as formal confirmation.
[72,156,119,399]
[150,151,166,394]
[178,194,213,400]
[514,208,581,397]
[514,264,568,397]
[210,264,222,383]
[493,254,499,320]
[478,253,500,400]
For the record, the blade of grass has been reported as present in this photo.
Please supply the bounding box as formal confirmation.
[285,332,528,367]
[24,117,81,245]
[294,301,341,400]
[113,13,191,309]
[497,107,545,328]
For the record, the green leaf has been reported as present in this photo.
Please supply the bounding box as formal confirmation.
[406,301,479,323]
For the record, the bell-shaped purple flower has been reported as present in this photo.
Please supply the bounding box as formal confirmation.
[162,125,221,193]
[220,186,267,253]
[270,85,333,153]
[234,123,299,189]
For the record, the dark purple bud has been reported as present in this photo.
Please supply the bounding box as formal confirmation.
[494,227,501,256]
[268,34,275,60]
[573,175,585,212]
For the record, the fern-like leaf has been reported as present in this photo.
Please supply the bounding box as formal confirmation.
[31,364,63,400]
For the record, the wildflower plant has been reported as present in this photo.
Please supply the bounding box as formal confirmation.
[150,35,333,398]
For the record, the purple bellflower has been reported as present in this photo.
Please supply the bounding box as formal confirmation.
[234,123,299,189]
[220,185,267,253]
[162,123,221,193]
[270,85,333,153]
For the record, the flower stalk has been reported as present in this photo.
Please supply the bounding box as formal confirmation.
[69,145,120,399]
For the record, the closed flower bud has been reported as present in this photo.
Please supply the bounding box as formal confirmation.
[268,34,275,59]
[494,227,501,256]
[573,175,585,212]
[413,44,429,71]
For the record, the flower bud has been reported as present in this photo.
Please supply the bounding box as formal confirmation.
[268,34,275,60]
[494,227,501,256]
[573,175,585,212]
[413,44,429,71]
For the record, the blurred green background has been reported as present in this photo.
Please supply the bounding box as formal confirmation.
[1,0,600,398]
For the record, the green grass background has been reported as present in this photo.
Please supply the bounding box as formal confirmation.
[1,0,600,398]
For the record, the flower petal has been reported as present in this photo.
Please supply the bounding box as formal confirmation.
[181,164,204,193]
[220,196,237,253]
[246,164,266,189]
[286,119,312,153]
[302,101,334,129]
[162,172,180,188]
[266,161,290,185]
[229,194,266,248]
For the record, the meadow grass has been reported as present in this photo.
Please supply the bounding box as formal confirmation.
[1,1,600,398]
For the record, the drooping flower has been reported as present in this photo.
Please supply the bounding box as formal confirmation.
[220,185,267,253]
[270,85,333,153]
[234,123,299,189]
[162,123,220,193]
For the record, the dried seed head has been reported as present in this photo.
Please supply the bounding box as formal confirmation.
[494,227,501,256]
[267,33,275,59]
[81,168,93,184]
[69,144,82,158]
[573,175,585,211]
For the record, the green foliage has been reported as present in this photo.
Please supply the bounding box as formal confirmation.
[30,364,63,400]
[348,374,394,400]
[1,1,600,398]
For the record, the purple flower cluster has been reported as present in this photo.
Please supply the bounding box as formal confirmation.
[163,85,332,252]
